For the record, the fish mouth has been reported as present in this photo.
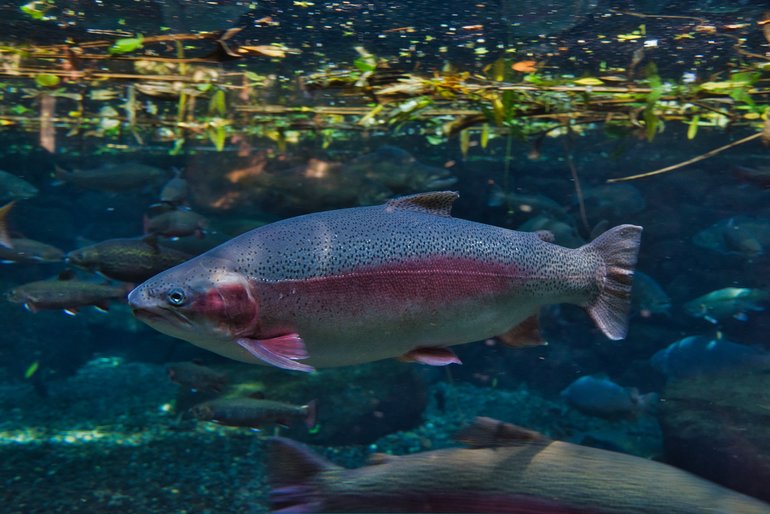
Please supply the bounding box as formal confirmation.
[132,306,193,328]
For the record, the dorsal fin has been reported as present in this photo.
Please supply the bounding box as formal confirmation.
[454,417,547,448]
[385,191,459,217]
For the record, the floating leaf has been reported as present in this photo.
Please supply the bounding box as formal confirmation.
[480,124,489,149]
[573,77,604,86]
[24,361,39,379]
[34,73,60,88]
[109,35,144,55]
[209,89,226,116]
[687,115,699,140]
[459,129,470,158]
[20,1,48,20]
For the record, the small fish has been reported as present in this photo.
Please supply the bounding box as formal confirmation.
[487,185,570,220]
[684,287,768,324]
[733,164,770,190]
[128,192,641,371]
[693,216,770,258]
[0,170,38,203]
[54,162,166,192]
[159,168,189,207]
[347,146,457,193]
[580,183,646,222]
[167,360,228,393]
[66,237,191,283]
[630,271,671,318]
[267,417,770,513]
[6,275,128,314]
[650,335,770,379]
[144,208,208,239]
[560,375,658,419]
[0,238,65,263]
[518,215,584,248]
[190,397,316,429]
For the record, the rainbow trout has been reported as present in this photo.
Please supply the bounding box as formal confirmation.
[267,417,770,513]
[128,192,641,372]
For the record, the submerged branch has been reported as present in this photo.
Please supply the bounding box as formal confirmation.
[607,132,764,183]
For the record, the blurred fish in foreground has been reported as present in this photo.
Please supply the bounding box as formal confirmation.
[267,417,770,513]
[0,170,38,203]
[684,287,768,324]
[561,375,658,419]
[66,237,191,283]
[190,397,316,430]
[128,192,641,371]
[693,216,770,258]
[651,335,770,380]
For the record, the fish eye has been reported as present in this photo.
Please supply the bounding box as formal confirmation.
[166,288,187,306]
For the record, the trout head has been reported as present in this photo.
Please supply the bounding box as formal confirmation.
[128,259,260,346]
[65,246,99,271]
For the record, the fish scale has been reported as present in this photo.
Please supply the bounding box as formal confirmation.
[128,191,642,371]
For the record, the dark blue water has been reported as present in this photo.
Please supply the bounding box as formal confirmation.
[1,1,770,512]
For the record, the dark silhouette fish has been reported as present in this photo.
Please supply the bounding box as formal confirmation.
[6,275,128,314]
[0,238,65,263]
[66,238,191,283]
[128,192,641,372]
[190,397,316,429]
[167,360,228,393]
[267,417,770,513]
[54,162,166,192]
[143,208,208,239]
[0,170,38,204]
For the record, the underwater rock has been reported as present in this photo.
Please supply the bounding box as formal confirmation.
[659,370,770,503]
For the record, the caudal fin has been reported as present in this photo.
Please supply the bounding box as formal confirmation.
[0,201,15,249]
[585,224,642,340]
[267,437,336,512]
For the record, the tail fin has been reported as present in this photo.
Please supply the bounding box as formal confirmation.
[267,437,335,513]
[303,400,317,430]
[0,201,15,249]
[585,224,642,340]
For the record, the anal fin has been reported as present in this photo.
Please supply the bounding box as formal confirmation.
[497,314,547,348]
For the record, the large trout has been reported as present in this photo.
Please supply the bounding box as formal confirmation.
[128,191,641,371]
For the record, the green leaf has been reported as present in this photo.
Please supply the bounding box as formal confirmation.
[34,73,60,87]
[24,361,39,379]
[208,124,227,151]
[353,55,376,72]
[687,115,699,140]
[169,137,185,156]
[480,124,489,149]
[573,77,604,86]
[109,35,144,55]
[459,129,470,158]
[209,89,226,116]
[643,107,659,142]
[20,2,48,20]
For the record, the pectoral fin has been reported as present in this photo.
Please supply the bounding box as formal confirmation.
[236,334,314,372]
